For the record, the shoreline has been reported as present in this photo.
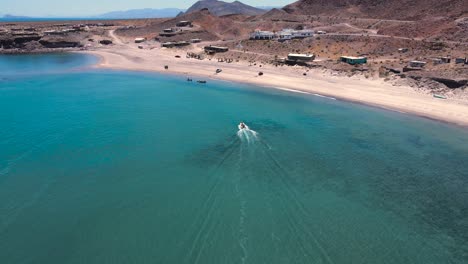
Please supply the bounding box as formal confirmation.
[82,47,468,128]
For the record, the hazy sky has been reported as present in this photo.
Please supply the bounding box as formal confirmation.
[0,0,294,17]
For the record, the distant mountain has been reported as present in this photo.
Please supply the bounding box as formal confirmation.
[283,0,468,20]
[98,8,185,19]
[183,0,266,16]
[2,14,31,19]
[255,6,281,11]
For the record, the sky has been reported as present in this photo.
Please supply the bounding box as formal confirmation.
[0,0,294,17]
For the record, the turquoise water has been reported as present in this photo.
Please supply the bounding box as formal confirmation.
[1,54,468,263]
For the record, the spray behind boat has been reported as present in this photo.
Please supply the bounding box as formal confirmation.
[237,122,258,144]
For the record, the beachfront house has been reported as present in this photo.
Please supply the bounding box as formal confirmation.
[287,54,315,62]
[174,41,190,47]
[160,28,178,37]
[162,42,175,48]
[134,38,146,43]
[204,46,229,54]
[340,56,367,65]
[286,53,315,65]
[44,30,66,36]
[250,30,275,40]
[409,60,427,68]
[176,21,192,27]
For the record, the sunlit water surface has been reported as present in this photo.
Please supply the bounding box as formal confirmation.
[1,54,467,263]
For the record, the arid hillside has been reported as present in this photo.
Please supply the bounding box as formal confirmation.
[283,0,468,20]
[182,0,266,16]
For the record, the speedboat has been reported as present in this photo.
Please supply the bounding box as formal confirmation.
[238,122,247,130]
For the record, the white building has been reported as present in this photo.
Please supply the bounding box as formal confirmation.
[292,29,314,38]
[278,29,314,41]
[287,53,315,62]
[250,30,275,40]
[278,32,292,41]
[409,61,427,68]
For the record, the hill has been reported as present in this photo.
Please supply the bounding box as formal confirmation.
[183,0,266,16]
[283,0,468,20]
[98,8,185,19]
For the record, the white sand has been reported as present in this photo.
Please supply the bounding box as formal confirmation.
[83,42,468,127]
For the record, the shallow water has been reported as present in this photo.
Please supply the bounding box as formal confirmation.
[0,54,468,263]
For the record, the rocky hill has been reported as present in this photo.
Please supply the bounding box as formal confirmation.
[283,0,468,20]
[183,0,266,16]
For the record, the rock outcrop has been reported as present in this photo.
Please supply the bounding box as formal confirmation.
[39,37,82,48]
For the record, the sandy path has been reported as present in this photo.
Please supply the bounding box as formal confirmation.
[82,44,468,127]
[108,30,125,45]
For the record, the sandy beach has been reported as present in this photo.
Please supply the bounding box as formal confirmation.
[83,41,468,127]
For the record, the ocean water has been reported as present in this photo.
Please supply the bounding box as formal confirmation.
[0,53,468,264]
[0,17,104,23]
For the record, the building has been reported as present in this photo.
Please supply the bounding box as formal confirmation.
[204,46,229,53]
[163,28,175,33]
[161,41,191,48]
[285,53,315,65]
[432,58,443,65]
[44,30,66,35]
[176,21,192,27]
[409,60,427,68]
[162,42,175,48]
[292,29,314,38]
[160,32,177,37]
[278,29,314,40]
[340,56,367,65]
[287,53,315,62]
[160,28,179,37]
[250,30,275,40]
[440,57,451,63]
[134,38,146,43]
[455,58,465,64]
[174,41,190,47]
[278,32,292,42]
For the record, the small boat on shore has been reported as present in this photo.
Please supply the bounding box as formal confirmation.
[433,94,447,99]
